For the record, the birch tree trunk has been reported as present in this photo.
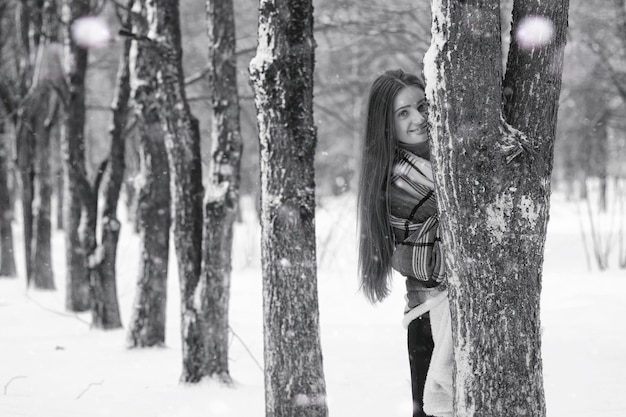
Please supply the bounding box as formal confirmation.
[424,1,569,415]
[195,0,243,382]
[249,0,328,415]
[137,0,204,380]
[61,0,90,311]
[126,6,171,345]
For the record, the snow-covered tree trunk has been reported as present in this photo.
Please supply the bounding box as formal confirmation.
[424,1,568,415]
[195,0,243,382]
[138,0,204,380]
[249,0,328,416]
[61,0,90,311]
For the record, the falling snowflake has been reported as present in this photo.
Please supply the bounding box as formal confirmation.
[71,16,111,49]
[515,16,554,50]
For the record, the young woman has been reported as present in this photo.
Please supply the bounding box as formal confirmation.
[357,69,453,417]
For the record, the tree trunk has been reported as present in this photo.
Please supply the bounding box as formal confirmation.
[16,107,35,285]
[87,0,135,332]
[31,91,56,290]
[136,0,204,380]
[0,6,17,279]
[61,0,91,312]
[614,0,626,63]
[249,1,328,416]
[54,116,64,231]
[126,7,171,346]
[424,1,569,416]
[20,0,58,290]
[0,119,17,277]
[195,0,243,382]
[126,120,170,347]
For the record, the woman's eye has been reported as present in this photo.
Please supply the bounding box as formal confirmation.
[398,110,408,118]
[418,104,428,114]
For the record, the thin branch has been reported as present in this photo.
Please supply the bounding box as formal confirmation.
[93,158,109,196]
[76,380,104,399]
[229,326,263,373]
[184,65,210,86]
[4,376,27,395]
[24,292,90,325]
[582,40,626,100]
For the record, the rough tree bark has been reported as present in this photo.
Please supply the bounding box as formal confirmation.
[13,1,36,284]
[85,1,131,331]
[54,128,64,230]
[126,120,170,347]
[195,0,243,382]
[614,0,626,74]
[0,119,17,277]
[249,0,328,416]
[16,102,35,285]
[30,90,57,290]
[61,0,122,325]
[127,0,171,346]
[0,5,17,278]
[61,0,91,311]
[30,0,59,290]
[424,1,569,416]
[138,0,204,380]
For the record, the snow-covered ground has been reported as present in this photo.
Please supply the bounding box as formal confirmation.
[1,193,625,416]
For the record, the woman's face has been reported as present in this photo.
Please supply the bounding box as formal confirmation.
[393,85,428,145]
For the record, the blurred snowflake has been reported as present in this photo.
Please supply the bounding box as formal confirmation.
[71,16,111,49]
[515,16,554,50]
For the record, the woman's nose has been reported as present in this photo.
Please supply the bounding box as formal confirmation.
[413,109,426,123]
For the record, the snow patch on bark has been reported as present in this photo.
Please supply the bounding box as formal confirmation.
[249,21,275,86]
[485,194,513,243]
[128,43,147,95]
[453,334,477,417]
[424,0,449,95]
[486,194,541,242]
[87,245,105,268]
[519,195,540,228]
[294,393,326,408]
[204,180,229,204]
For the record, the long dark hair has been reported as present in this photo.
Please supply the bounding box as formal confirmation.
[357,69,426,303]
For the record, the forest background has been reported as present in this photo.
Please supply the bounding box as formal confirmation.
[0,0,623,210]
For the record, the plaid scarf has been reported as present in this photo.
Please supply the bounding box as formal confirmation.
[389,148,446,286]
